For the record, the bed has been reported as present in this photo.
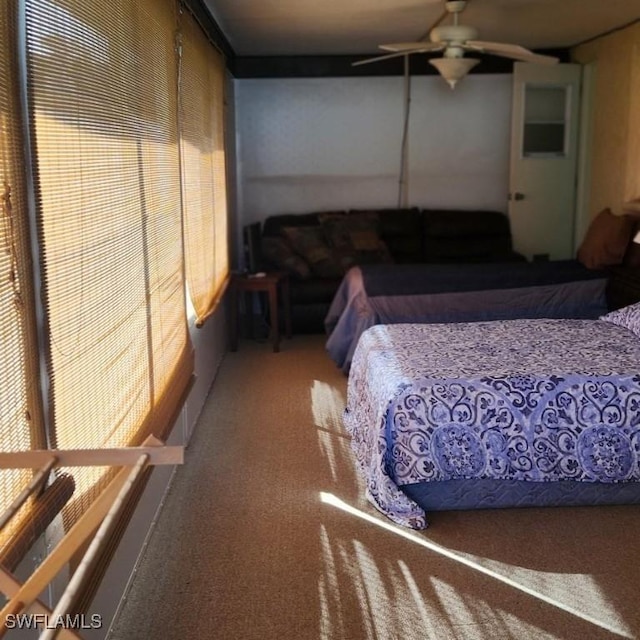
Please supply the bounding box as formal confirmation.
[325,261,609,372]
[344,305,640,529]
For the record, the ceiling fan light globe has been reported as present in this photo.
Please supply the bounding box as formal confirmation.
[429,57,480,89]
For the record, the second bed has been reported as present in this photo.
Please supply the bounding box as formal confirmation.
[325,260,608,372]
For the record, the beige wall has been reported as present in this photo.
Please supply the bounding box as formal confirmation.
[572,22,640,220]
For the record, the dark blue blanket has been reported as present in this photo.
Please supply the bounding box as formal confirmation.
[326,261,610,372]
[361,260,607,297]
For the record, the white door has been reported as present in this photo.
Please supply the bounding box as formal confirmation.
[508,62,582,261]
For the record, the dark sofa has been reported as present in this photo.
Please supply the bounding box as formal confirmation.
[259,207,525,333]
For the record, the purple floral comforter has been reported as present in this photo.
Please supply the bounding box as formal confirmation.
[344,319,640,529]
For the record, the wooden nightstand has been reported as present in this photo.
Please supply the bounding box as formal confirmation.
[229,271,292,352]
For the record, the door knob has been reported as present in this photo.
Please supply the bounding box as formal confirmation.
[512,192,525,201]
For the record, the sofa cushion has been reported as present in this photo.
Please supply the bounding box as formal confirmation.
[261,236,311,280]
[359,208,423,263]
[422,209,513,262]
[262,211,344,238]
[423,236,514,263]
[423,209,511,237]
[281,226,345,278]
[319,212,393,266]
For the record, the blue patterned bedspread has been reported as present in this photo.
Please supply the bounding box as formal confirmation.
[344,319,640,529]
[325,263,608,373]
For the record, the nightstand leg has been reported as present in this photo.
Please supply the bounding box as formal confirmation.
[282,276,292,339]
[268,282,280,352]
[229,280,239,352]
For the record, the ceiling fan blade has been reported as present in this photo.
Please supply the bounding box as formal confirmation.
[466,41,559,65]
[352,50,419,67]
[379,42,444,53]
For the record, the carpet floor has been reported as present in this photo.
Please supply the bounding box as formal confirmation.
[108,335,640,640]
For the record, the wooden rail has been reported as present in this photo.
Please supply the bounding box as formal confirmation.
[0,436,183,638]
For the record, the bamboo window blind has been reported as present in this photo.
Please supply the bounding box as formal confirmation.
[24,0,194,526]
[0,0,48,553]
[0,0,229,596]
[179,7,229,326]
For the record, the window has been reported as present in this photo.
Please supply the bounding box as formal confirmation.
[179,8,229,326]
[0,0,230,599]
[0,0,48,553]
[522,85,569,157]
[25,0,194,524]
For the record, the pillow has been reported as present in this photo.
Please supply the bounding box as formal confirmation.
[261,236,311,280]
[280,226,344,278]
[319,212,393,265]
[600,301,640,338]
[577,208,634,269]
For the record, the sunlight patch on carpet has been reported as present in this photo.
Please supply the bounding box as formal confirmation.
[320,492,633,639]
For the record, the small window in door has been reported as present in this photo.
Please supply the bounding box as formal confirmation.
[522,85,569,157]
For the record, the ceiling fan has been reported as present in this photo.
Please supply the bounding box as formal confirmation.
[354,0,559,88]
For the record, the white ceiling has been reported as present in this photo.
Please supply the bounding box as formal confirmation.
[203,0,640,57]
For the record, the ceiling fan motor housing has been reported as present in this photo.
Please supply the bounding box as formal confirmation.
[430,24,479,45]
[446,1,468,13]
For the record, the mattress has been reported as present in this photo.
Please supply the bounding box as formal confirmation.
[344,318,640,529]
